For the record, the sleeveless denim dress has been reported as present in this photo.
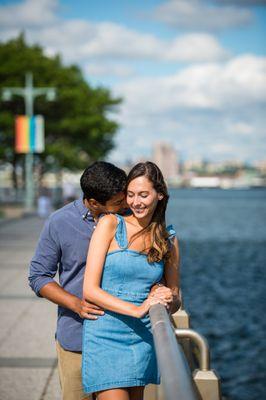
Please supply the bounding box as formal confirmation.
[82,215,175,394]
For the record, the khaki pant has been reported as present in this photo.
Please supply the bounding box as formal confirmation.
[56,341,93,400]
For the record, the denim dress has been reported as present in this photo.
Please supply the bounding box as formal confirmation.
[82,215,175,394]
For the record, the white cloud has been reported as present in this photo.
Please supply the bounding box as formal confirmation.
[153,0,252,31]
[10,22,228,64]
[84,63,135,78]
[209,142,235,154]
[77,22,161,60]
[115,55,266,114]
[227,122,254,135]
[0,0,58,28]
[166,33,230,62]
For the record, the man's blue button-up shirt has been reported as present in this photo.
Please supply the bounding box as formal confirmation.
[29,197,96,352]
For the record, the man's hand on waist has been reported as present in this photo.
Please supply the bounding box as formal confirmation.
[39,282,105,319]
[77,298,105,320]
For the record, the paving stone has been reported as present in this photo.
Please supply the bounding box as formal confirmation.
[42,367,61,400]
[0,300,57,358]
[0,269,22,291]
[0,266,36,296]
[0,300,33,342]
[0,367,53,400]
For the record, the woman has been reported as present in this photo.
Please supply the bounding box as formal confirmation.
[82,161,180,400]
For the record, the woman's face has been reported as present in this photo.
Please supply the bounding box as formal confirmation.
[126,176,162,220]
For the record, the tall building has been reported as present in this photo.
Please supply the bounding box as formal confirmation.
[152,142,179,181]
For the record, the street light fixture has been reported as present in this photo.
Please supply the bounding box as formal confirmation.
[46,89,56,101]
[2,89,12,101]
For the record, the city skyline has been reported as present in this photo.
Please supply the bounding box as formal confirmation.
[0,0,265,163]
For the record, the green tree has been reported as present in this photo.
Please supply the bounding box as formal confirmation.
[0,34,122,187]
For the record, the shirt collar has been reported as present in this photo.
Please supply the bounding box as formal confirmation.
[75,196,94,222]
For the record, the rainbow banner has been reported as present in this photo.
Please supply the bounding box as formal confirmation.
[15,115,44,154]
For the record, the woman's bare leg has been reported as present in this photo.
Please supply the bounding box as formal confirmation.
[96,388,129,400]
[128,386,145,400]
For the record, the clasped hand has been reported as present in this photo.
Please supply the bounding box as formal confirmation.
[149,285,173,308]
[136,285,173,318]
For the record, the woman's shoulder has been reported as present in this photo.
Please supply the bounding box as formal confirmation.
[97,213,118,230]
[98,213,118,225]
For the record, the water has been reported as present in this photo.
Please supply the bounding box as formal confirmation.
[166,188,266,400]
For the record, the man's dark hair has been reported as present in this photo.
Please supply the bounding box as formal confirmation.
[80,161,127,204]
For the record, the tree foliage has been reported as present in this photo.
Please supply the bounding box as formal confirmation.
[0,34,122,175]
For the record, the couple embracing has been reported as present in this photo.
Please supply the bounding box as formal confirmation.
[29,161,180,400]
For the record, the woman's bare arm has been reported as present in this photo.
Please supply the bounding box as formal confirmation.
[83,215,161,318]
[163,237,181,313]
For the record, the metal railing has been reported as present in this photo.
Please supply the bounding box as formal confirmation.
[149,304,200,400]
[149,304,221,400]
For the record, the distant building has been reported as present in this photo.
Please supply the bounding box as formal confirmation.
[254,160,266,174]
[183,159,204,172]
[152,142,179,182]
[190,176,221,188]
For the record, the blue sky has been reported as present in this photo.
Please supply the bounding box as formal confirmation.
[0,0,265,164]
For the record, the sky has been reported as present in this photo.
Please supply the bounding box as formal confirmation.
[0,0,265,165]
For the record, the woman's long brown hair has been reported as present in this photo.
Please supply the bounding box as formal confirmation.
[126,161,170,263]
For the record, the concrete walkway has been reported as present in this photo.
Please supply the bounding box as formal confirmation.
[0,216,60,400]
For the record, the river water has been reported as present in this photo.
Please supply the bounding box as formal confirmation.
[166,188,266,400]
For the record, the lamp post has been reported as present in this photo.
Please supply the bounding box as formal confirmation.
[2,72,56,213]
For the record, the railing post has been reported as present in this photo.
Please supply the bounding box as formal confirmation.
[172,308,198,371]
[193,370,221,400]
[175,329,221,400]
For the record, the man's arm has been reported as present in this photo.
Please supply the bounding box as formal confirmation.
[39,282,104,319]
[29,217,103,319]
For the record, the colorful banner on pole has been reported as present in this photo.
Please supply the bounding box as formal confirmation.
[15,115,44,153]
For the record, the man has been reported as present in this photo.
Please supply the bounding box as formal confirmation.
[29,161,128,400]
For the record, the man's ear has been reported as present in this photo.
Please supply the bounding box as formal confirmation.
[87,198,102,211]
[83,198,90,209]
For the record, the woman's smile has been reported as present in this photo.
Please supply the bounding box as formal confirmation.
[132,207,146,213]
[126,176,160,221]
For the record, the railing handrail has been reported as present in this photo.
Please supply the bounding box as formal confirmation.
[149,304,200,400]
[174,328,210,371]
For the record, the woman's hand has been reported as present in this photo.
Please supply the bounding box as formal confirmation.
[150,286,181,314]
[151,285,174,309]
[134,294,169,318]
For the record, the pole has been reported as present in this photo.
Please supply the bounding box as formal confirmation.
[25,73,34,213]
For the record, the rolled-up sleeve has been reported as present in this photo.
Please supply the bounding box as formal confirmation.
[29,216,61,297]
